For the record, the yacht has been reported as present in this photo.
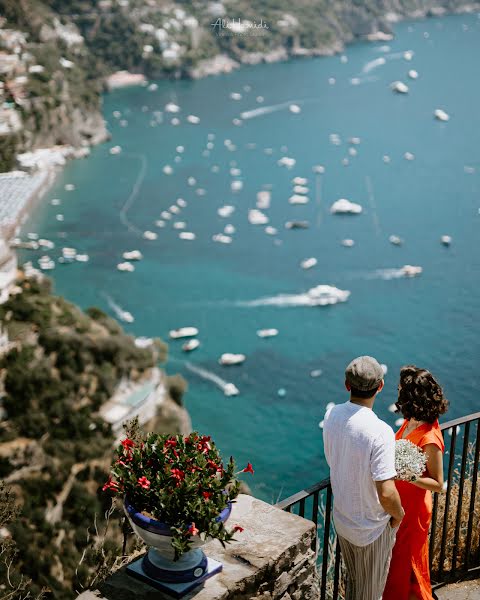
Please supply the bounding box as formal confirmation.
[65,183,75,191]
[285,221,309,229]
[223,383,240,397]
[231,180,243,192]
[434,109,450,122]
[187,115,200,124]
[143,231,158,240]
[169,327,199,339]
[182,339,200,352]
[408,69,419,79]
[38,256,55,270]
[248,209,269,225]
[75,254,89,262]
[122,250,143,261]
[179,232,196,241]
[389,235,403,246]
[165,102,180,113]
[117,262,134,272]
[292,177,308,185]
[300,257,317,270]
[219,353,246,366]
[310,369,323,378]
[401,265,422,277]
[307,285,351,305]
[293,185,309,194]
[289,104,301,114]
[109,145,122,155]
[341,239,355,247]
[391,81,409,94]
[257,329,279,338]
[173,222,186,230]
[289,195,309,205]
[212,234,232,244]
[38,239,55,249]
[218,205,235,218]
[62,247,77,261]
[404,152,415,161]
[257,191,271,209]
[265,226,278,235]
[119,310,134,323]
[330,199,362,214]
[440,235,452,246]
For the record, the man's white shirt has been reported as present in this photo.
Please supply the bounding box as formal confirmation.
[323,401,397,547]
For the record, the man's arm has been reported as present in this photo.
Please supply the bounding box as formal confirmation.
[375,479,405,528]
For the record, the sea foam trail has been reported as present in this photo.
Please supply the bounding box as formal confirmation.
[185,362,233,393]
[119,153,147,235]
[101,292,128,320]
[365,268,409,280]
[361,51,408,74]
[240,100,304,120]
[235,293,316,307]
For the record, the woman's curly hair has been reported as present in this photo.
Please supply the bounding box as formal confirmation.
[395,365,449,423]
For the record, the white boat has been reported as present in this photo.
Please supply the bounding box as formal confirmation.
[182,339,200,352]
[62,247,77,261]
[119,310,134,323]
[75,254,89,262]
[230,92,242,100]
[277,156,296,169]
[434,109,450,122]
[143,231,158,240]
[177,199,187,207]
[307,285,351,306]
[441,235,452,246]
[219,353,246,366]
[163,165,173,175]
[257,191,271,209]
[187,177,197,186]
[224,383,240,397]
[38,256,55,270]
[401,265,422,277]
[257,328,279,338]
[187,115,200,124]
[391,81,409,94]
[292,177,308,185]
[27,232,39,240]
[230,167,241,177]
[248,209,269,225]
[289,104,301,114]
[173,222,186,230]
[155,220,165,228]
[293,185,309,194]
[404,152,415,161]
[341,239,355,247]
[170,205,180,214]
[330,199,363,214]
[65,183,75,191]
[224,224,236,235]
[122,250,143,261]
[38,239,55,249]
[169,327,199,339]
[301,257,317,270]
[231,180,243,192]
[289,195,309,205]
[403,50,414,61]
[165,102,180,113]
[109,145,122,155]
[310,369,323,378]
[312,165,325,174]
[56,214,64,222]
[265,226,278,235]
[50,198,61,206]
[117,262,135,272]
[160,211,171,220]
[212,234,232,244]
[179,232,196,241]
[218,205,235,218]
[389,235,403,246]
[147,83,158,91]
[408,69,419,79]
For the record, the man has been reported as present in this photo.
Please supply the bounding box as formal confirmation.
[323,356,404,600]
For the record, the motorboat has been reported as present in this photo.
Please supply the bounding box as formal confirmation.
[389,235,403,246]
[404,152,415,161]
[163,165,173,175]
[401,265,422,277]
[169,327,199,339]
[403,50,414,61]
[218,205,235,218]
[265,226,278,235]
[292,177,308,185]
[310,369,323,378]
[219,353,246,366]
[224,224,236,235]
[307,285,351,305]
[408,69,419,79]
[143,231,158,240]
[330,199,362,214]
[257,328,279,338]
[434,109,450,122]
[122,250,143,261]
[391,81,409,94]
[257,190,271,209]
[223,383,239,397]
[65,183,75,191]
[62,247,77,261]
[231,180,243,192]
[341,239,355,247]
[38,239,54,249]
[289,104,301,114]
[289,195,309,205]
[165,102,180,113]
[293,185,309,194]
[38,256,55,270]
[285,221,309,229]
[75,254,89,262]
[173,222,186,230]
[179,232,196,240]
[187,115,200,124]
[248,209,269,225]
[109,145,122,155]
[440,235,452,246]
[119,310,134,323]
[182,339,200,352]
[56,214,64,221]
[301,257,317,270]
[117,262,135,272]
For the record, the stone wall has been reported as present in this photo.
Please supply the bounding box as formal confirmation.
[76,494,320,600]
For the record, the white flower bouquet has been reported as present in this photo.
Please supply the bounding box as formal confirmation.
[395,439,427,482]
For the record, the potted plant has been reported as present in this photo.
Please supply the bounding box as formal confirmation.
[102,428,253,594]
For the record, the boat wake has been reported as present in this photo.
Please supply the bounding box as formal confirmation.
[240,100,304,120]
[101,292,133,322]
[361,51,408,74]
[235,285,350,307]
[119,153,148,235]
[363,268,411,280]
[185,362,236,394]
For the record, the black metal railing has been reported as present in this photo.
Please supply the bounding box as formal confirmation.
[275,411,480,599]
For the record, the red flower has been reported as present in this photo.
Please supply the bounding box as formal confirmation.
[137,476,151,490]
[233,524,244,533]
[242,462,254,475]
[164,438,177,449]
[121,438,135,451]
[102,476,120,492]
[202,491,212,500]
[197,435,212,454]
[207,460,222,472]
[188,522,199,536]
[171,468,185,484]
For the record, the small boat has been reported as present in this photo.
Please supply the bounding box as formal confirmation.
[307,285,350,305]
[404,152,415,161]
[230,92,242,100]
[312,165,325,174]
[179,232,196,241]
[62,247,77,260]
[403,50,414,61]
[50,198,61,206]
[408,69,419,79]
[75,254,89,262]
[330,199,362,214]
[440,235,452,246]
[212,234,232,244]
[285,221,309,230]
[434,109,450,122]
[163,165,173,175]
[165,102,180,113]
[277,156,296,169]
[177,199,187,207]
[182,339,200,352]
[170,205,180,214]
[38,239,55,249]
[219,353,246,366]
[169,327,199,339]
[292,177,308,185]
[310,369,323,378]
[143,231,158,240]
[27,232,39,240]
[289,104,301,114]
[218,205,235,218]
[248,209,269,225]
[38,256,55,270]
[231,180,243,192]
[401,265,422,277]
[173,222,186,230]
[122,250,143,261]
[147,83,158,91]
[109,145,122,155]
[256,190,271,208]
[65,183,75,191]
[341,239,355,247]
[56,214,64,222]
[224,383,239,397]
[389,235,403,246]
[187,115,200,124]
[117,262,135,272]
[349,137,361,145]
[301,257,317,270]
[119,310,134,323]
[265,226,278,235]
[289,195,309,205]
[161,211,171,220]
[257,328,279,338]
[224,224,236,235]
[293,185,309,194]
[391,81,409,94]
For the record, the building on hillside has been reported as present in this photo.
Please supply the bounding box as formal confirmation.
[0,238,17,304]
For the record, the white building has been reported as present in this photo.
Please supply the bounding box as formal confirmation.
[0,238,17,304]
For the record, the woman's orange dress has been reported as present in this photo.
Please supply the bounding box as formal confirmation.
[383,419,444,600]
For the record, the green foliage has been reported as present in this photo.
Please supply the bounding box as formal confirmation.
[106,431,248,559]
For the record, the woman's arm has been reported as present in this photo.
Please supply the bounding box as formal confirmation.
[411,443,444,493]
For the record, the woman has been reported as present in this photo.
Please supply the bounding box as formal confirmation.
[383,366,448,600]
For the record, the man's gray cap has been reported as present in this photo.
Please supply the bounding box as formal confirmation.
[345,356,384,391]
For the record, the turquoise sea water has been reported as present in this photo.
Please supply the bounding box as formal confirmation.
[22,14,480,502]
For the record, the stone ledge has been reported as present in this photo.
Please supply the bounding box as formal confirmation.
[77,494,320,600]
